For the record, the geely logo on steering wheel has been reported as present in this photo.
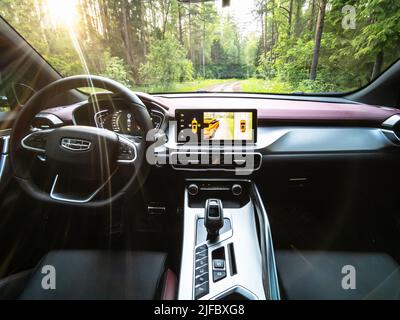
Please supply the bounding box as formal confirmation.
[60,138,92,151]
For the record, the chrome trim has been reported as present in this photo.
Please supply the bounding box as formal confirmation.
[0,136,10,184]
[36,155,46,162]
[381,115,400,144]
[250,183,281,300]
[0,154,7,184]
[50,170,117,203]
[212,286,258,300]
[2,135,10,154]
[147,205,166,215]
[93,109,109,128]
[381,128,400,145]
[382,114,400,128]
[61,138,92,151]
[20,130,53,153]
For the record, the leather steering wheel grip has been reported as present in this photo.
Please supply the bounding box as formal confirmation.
[9,75,153,208]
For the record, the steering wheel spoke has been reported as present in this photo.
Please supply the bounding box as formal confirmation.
[21,129,53,153]
[117,135,140,163]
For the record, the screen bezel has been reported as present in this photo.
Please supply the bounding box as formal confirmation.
[175,109,258,144]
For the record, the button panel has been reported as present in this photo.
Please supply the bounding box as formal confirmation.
[194,245,209,299]
[213,270,227,282]
[211,247,227,283]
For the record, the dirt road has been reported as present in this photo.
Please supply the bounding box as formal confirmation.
[202,81,242,92]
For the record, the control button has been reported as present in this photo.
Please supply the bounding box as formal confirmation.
[195,245,208,254]
[213,259,225,269]
[118,142,135,161]
[213,270,226,282]
[195,282,209,299]
[195,266,208,277]
[195,273,208,286]
[23,132,48,150]
[188,184,199,196]
[231,184,243,196]
[195,250,208,260]
[195,257,208,268]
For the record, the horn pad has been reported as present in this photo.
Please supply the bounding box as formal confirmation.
[45,126,119,178]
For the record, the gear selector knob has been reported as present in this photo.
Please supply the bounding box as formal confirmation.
[204,199,224,239]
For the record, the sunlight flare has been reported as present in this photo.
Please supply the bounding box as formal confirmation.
[44,0,78,28]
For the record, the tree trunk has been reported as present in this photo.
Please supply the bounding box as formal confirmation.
[202,4,206,78]
[288,0,293,37]
[309,0,316,31]
[101,0,111,41]
[268,0,276,78]
[263,1,268,58]
[294,0,303,36]
[371,51,384,80]
[310,0,326,80]
[161,0,171,40]
[178,3,184,45]
[121,1,134,66]
[271,0,275,47]
[189,2,193,60]
[139,0,147,57]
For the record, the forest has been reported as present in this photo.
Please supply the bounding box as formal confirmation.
[0,0,399,94]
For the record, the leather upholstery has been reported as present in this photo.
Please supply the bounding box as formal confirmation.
[276,250,400,300]
[0,250,177,300]
[0,270,32,300]
[160,269,178,300]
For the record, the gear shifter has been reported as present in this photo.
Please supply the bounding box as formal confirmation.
[204,199,224,240]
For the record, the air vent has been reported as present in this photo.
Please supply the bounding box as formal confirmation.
[382,114,400,145]
[32,114,63,130]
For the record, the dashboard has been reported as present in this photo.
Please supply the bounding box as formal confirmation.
[34,92,400,173]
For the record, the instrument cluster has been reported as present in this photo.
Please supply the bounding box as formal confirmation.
[94,108,164,135]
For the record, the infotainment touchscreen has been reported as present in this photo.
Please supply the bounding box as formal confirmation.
[175,109,257,143]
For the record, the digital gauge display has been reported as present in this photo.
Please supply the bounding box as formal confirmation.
[111,110,140,134]
[94,108,164,135]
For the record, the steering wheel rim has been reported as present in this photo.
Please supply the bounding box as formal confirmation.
[9,75,153,208]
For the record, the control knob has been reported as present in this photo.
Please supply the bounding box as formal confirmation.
[188,184,199,196]
[231,184,242,196]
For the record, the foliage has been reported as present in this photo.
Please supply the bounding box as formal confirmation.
[100,52,132,87]
[139,37,193,84]
[0,0,399,93]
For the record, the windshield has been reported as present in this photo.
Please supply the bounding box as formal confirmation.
[1,0,399,94]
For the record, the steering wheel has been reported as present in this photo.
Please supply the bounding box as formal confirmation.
[9,75,153,208]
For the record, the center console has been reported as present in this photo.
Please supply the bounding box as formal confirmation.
[178,179,280,300]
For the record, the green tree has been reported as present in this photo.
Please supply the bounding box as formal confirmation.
[139,37,193,84]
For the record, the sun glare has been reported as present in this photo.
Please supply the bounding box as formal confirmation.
[44,0,78,28]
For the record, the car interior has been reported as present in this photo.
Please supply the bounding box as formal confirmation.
[1,2,400,301]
